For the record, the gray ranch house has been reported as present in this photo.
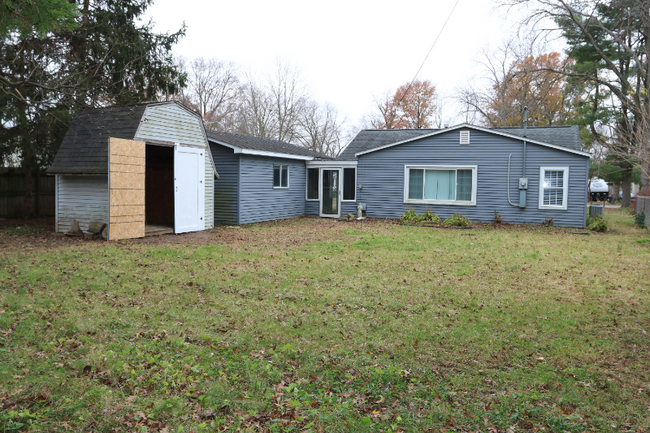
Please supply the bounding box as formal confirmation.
[209,124,589,228]
[49,102,590,239]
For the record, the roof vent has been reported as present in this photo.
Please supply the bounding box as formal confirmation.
[460,130,470,145]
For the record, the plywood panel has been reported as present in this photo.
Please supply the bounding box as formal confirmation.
[109,138,145,240]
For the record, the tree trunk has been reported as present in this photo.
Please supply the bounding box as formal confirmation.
[621,168,633,208]
[611,183,620,202]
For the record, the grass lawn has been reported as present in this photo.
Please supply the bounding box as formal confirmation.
[1,209,649,432]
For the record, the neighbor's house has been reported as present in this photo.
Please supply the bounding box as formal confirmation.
[208,124,589,228]
[47,102,217,240]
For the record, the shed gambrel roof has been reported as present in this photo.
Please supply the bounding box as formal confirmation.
[47,101,208,175]
[340,124,587,160]
[47,104,148,174]
[206,130,331,160]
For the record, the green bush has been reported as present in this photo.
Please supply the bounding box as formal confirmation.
[443,213,472,227]
[421,210,441,223]
[587,214,608,232]
[400,209,421,223]
[635,211,647,228]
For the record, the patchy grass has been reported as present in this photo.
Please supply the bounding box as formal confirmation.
[1,209,649,432]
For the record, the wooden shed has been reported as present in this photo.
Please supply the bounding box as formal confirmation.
[47,101,218,240]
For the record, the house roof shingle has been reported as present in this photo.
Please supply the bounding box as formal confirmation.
[206,129,330,159]
[47,104,149,174]
[338,125,584,160]
[493,125,583,151]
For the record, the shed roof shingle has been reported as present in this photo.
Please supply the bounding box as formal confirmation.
[47,104,148,174]
[206,130,330,159]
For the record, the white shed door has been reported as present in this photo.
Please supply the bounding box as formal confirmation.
[174,146,205,234]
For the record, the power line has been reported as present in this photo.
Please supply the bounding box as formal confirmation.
[396,0,461,115]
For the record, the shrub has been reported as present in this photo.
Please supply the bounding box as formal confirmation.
[587,214,608,232]
[421,210,441,223]
[401,209,421,223]
[541,217,554,227]
[635,211,646,229]
[494,210,503,224]
[443,213,472,227]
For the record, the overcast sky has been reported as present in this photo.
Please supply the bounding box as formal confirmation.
[143,0,538,127]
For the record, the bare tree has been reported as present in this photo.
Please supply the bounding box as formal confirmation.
[297,101,347,157]
[267,61,309,143]
[456,37,574,127]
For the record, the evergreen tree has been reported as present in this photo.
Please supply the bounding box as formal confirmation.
[0,0,185,216]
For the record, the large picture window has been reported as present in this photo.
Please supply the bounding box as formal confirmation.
[273,164,289,188]
[539,167,568,210]
[404,165,476,205]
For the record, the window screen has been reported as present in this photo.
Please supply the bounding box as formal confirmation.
[343,168,356,201]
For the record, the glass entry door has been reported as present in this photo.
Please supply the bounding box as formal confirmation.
[320,169,340,218]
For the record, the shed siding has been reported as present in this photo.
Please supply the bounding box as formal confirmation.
[204,151,214,229]
[357,129,589,228]
[56,175,109,233]
[239,155,306,225]
[210,143,239,225]
[136,104,206,147]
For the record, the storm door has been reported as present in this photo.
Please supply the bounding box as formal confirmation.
[319,169,341,218]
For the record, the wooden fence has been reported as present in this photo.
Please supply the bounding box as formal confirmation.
[0,168,55,217]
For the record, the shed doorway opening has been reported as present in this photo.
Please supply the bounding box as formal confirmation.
[145,144,174,236]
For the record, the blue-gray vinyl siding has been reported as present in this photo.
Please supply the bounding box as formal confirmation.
[210,143,239,225]
[305,200,357,217]
[356,129,589,228]
[239,155,306,225]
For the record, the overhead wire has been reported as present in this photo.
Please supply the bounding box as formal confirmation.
[394,0,461,115]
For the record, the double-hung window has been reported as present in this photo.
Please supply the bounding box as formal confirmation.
[539,167,568,210]
[404,165,476,205]
[273,164,289,188]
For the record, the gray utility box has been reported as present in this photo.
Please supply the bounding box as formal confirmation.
[589,205,604,218]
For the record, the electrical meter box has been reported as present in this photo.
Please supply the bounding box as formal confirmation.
[519,177,528,190]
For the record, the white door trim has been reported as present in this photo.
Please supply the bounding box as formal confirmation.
[319,167,342,218]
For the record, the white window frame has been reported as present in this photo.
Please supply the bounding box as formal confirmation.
[342,167,357,202]
[538,166,569,210]
[403,165,477,206]
[306,167,320,201]
[273,164,289,189]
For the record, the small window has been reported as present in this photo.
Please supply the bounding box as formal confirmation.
[306,168,319,200]
[404,165,476,205]
[273,164,289,188]
[539,167,568,210]
[343,168,356,201]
